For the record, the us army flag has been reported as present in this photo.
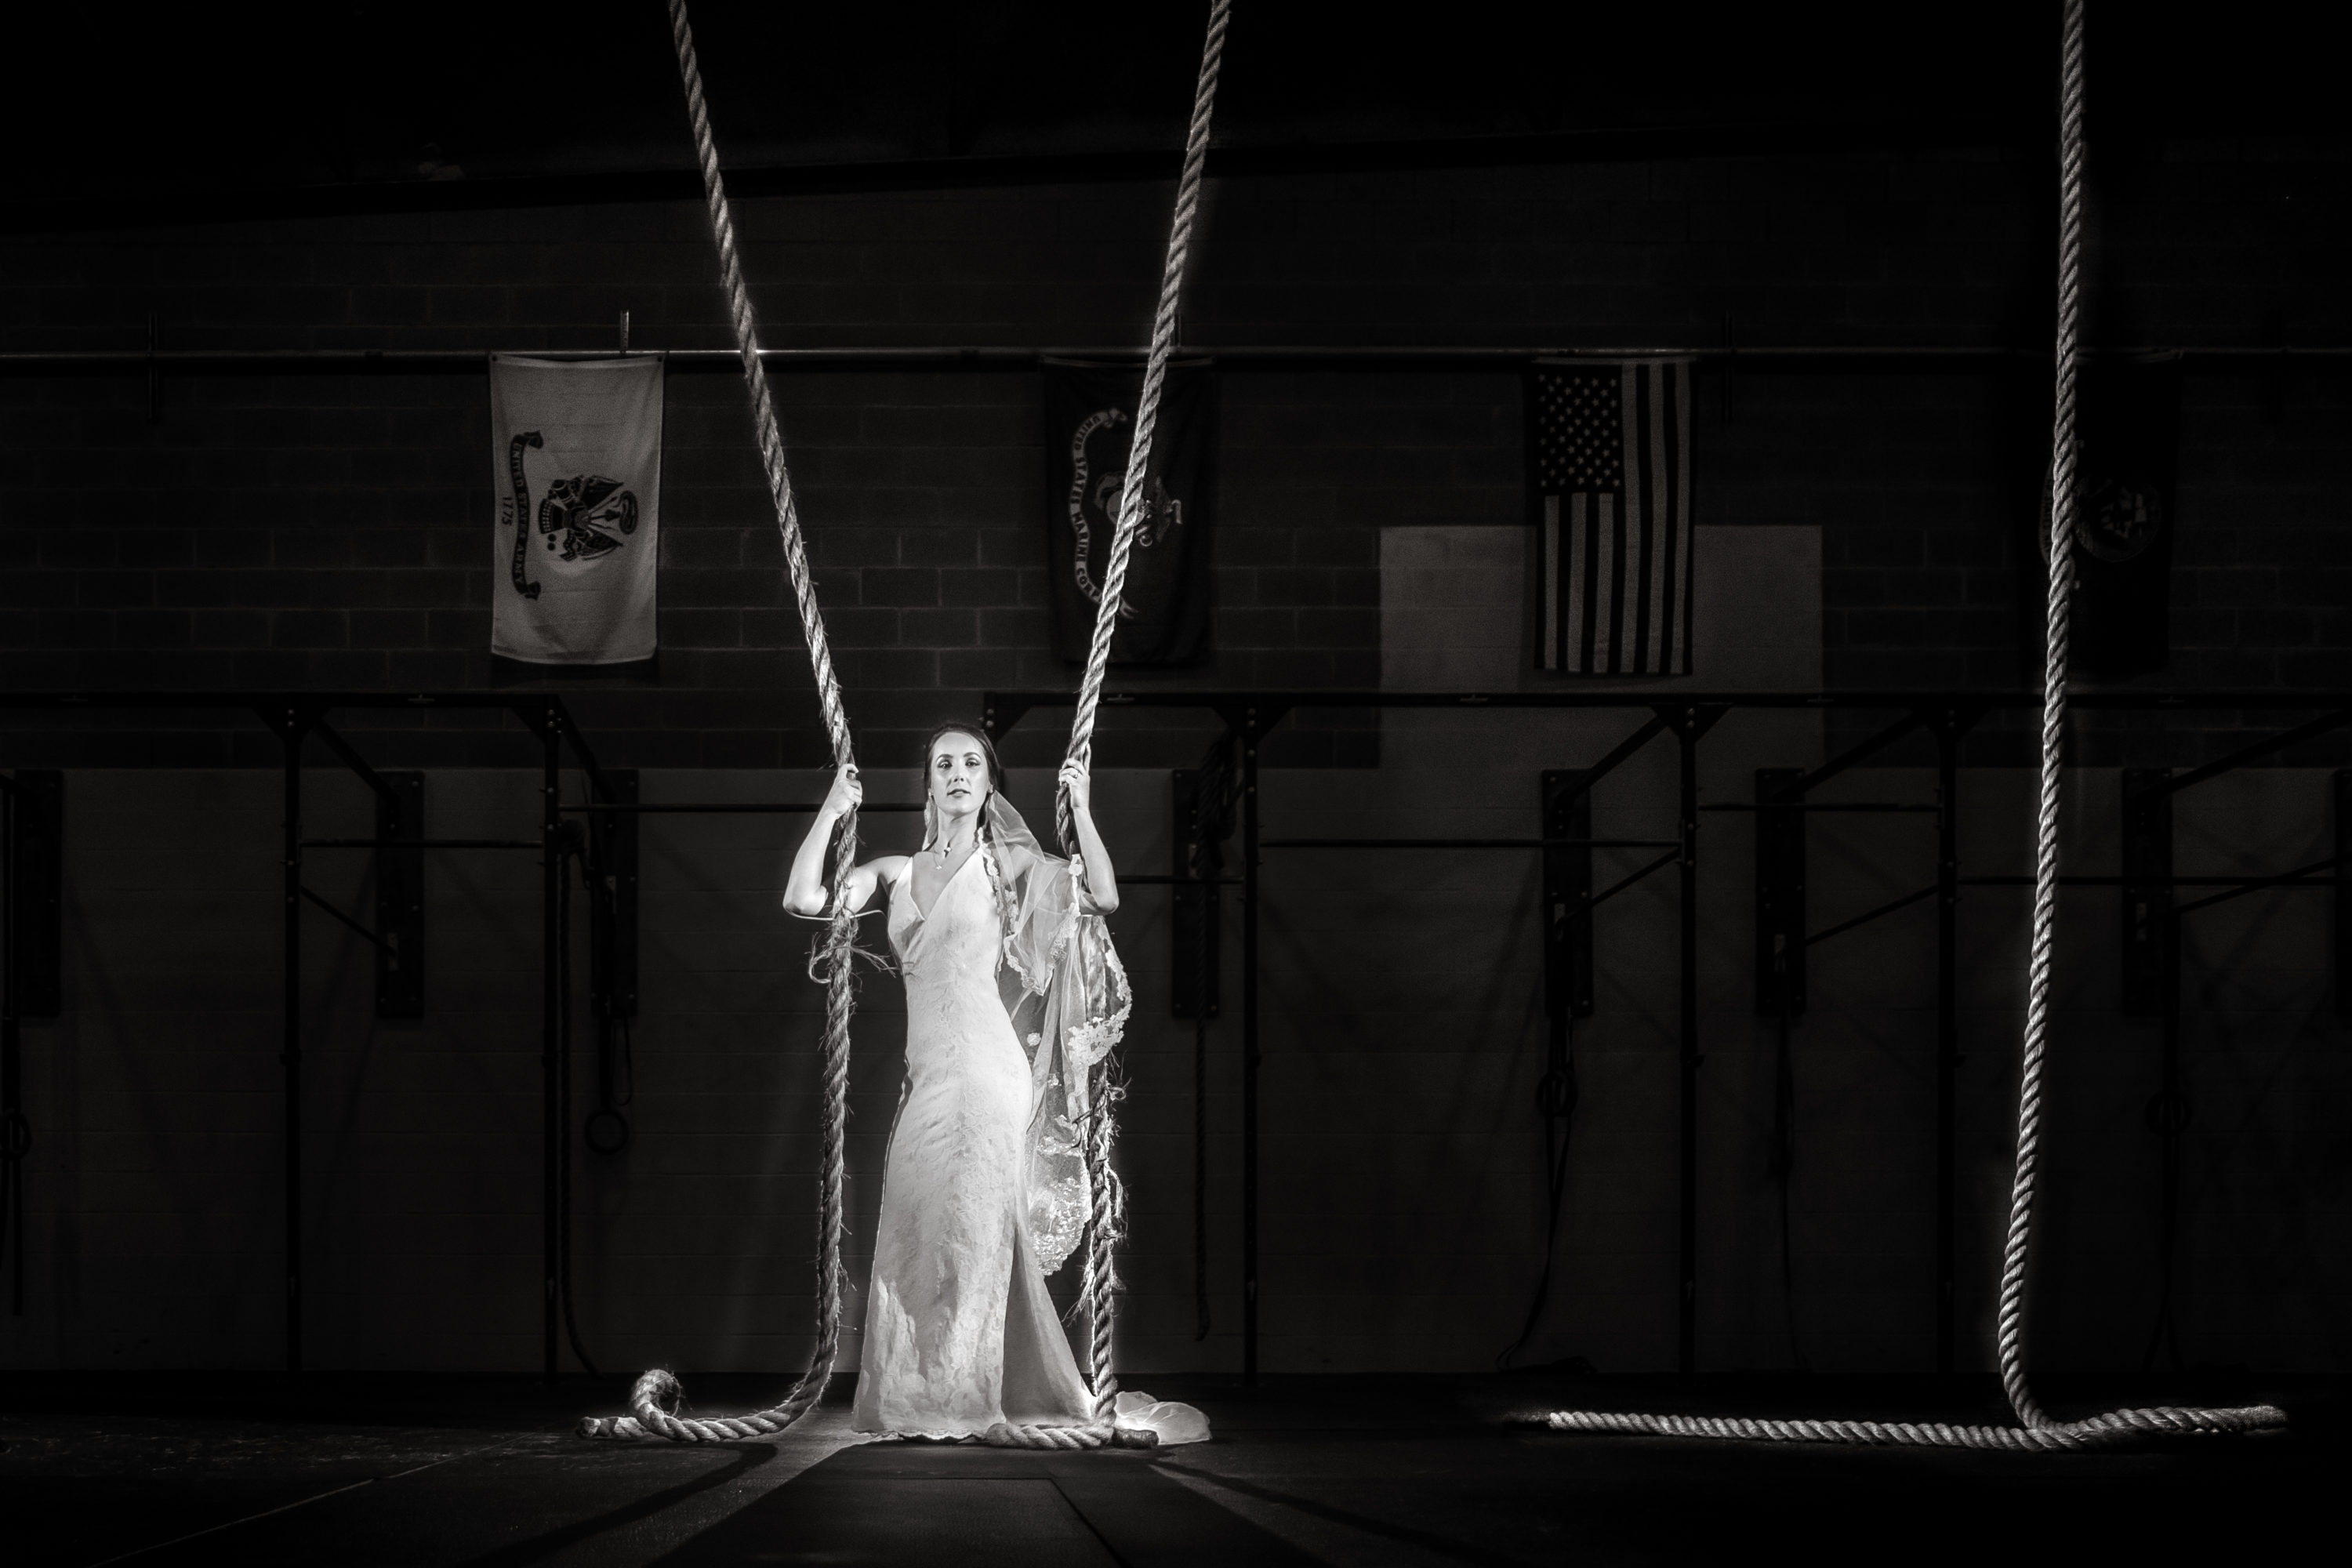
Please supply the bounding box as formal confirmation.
[491,354,662,664]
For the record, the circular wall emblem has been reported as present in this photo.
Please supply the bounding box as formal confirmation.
[2037,452,2163,566]
[2078,476,2162,563]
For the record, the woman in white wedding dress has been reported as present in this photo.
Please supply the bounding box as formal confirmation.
[783,724,1205,1445]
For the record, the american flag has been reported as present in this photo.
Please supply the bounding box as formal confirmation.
[1530,359,1694,675]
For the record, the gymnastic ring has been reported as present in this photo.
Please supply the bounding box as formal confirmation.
[2143,1089,2193,1138]
[1536,1069,1578,1120]
[584,1108,631,1156]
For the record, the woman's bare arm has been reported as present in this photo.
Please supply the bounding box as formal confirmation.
[784,764,904,916]
[1058,760,1120,914]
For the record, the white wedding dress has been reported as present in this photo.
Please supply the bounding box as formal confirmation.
[851,844,1207,1446]
[853,849,1096,1437]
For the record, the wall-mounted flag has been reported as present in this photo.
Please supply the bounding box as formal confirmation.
[1044,361,1216,666]
[1528,359,1695,676]
[491,354,663,665]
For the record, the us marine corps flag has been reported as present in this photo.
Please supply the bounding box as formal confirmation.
[1044,362,1216,666]
[491,354,663,665]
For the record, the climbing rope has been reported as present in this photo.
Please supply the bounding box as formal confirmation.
[985,0,1235,1453]
[1056,0,1231,858]
[585,0,1232,1449]
[579,0,861,1443]
[1535,0,2285,1451]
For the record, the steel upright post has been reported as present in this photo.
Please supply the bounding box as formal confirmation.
[1676,710,1700,1374]
[1240,710,1261,1385]
[280,711,303,1374]
[542,705,561,1377]
[2,784,18,1317]
[1934,714,1960,1374]
[2147,904,2187,1370]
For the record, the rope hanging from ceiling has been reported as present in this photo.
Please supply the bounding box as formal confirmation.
[581,0,1232,1446]
[1533,0,2285,1451]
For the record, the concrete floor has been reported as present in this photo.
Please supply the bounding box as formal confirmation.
[1,1372,2339,1566]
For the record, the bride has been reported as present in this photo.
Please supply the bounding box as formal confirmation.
[784,724,1204,1444]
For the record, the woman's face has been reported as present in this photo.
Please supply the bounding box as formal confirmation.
[927,731,991,826]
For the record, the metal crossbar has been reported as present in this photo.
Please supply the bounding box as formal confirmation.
[985,683,2350,1385]
[1261,837,1677,850]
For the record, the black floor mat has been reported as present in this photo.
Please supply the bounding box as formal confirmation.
[654,1442,1316,1567]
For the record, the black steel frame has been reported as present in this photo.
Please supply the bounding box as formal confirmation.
[985,688,2352,1380]
[1,687,2339,1381]
[0,692,622,1374]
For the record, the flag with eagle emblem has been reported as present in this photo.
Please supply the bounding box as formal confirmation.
[491,354,663,665]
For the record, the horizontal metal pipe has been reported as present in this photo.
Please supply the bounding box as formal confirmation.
[2143,707,2352,798]
[1961,873,2335,888]
[1118,873,1245,886]
[1702,802,1938,813]
[9,687,2352,715]
[300,837,539,850]
[986,688,2352,716]
[558,802,923,814]
[2,344,2345,372]
[1260,836,1679,849]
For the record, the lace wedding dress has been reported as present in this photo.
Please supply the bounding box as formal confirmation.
[851,817,1207,1446]
[854,848,1094,1436]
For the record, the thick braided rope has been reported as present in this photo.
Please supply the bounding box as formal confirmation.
[1534,0,2282,1451]
[1054,0,1232,857]
[578,0,859,1445]
[980,1072,1146,1449]
[971,0,1233,1455]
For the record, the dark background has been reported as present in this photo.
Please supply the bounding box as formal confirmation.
[0,2,2346,1380]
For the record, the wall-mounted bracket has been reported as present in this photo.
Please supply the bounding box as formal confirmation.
[1755,767,1806,1017]
[1541,770,1595,1019]
[1171,763,1228,1021]
[5,772,63,1020]
[587,770,639,1019]
[376,772,424,1018]
[2122,769,2173,1018]
[2336,771,2350,1020]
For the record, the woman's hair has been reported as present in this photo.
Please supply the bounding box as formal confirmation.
[921,721,1022,962]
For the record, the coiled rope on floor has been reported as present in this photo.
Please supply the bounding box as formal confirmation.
[579,0,861,1443]
[1535,0,2284,1452]
[983,0,1233,1454]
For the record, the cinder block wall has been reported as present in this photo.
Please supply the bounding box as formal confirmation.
[2,139,2348,1374]
[5,143,2346,764]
